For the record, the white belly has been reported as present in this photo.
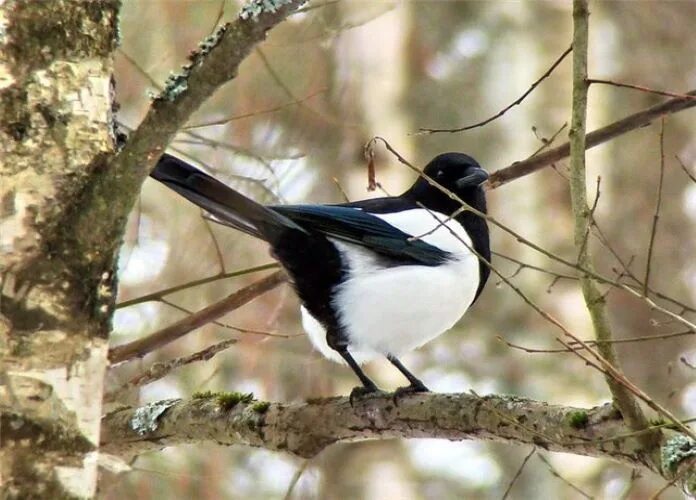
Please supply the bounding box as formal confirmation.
[301,209,480,365]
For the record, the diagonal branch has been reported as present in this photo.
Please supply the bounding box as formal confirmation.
[104,339,238,403]
[487,89,696,189]
[568,0,651,445]
[83,0,308,266]
[116,262,279,309]
[108,270,287,364]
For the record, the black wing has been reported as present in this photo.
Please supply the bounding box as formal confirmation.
[270,204,451,266]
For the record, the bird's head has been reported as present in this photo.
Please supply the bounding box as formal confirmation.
[406,153,488,215]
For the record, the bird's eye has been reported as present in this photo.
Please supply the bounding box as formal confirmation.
[435,170,444,179]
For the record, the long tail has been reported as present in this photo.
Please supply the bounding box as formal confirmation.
[150,154,306,243]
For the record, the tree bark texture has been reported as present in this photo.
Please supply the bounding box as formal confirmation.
[1,1,120,497]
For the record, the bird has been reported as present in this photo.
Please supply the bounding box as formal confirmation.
[151,152,490,398]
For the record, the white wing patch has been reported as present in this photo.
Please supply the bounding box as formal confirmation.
[300,208,480,365]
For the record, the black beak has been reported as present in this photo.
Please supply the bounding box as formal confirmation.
[455,168,489,188]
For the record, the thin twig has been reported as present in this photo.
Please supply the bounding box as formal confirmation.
[202,213,227,273]
[331,177,351,203]
[104,339,238,402]
[418,45,573,134]
[643,119,666,296]
[255,47,353,128]
[501,448,536,500]
[648,456,696,499]
[591,219,696,314]
[675,155,696,183]
[109,270,287,363]
[528,122,568,158]
[537,454,594,499]
[283,460,310,500]
[158,298,297,338]
[293,0,340,15]
[588,78,696,100]
[493,252,578,281]
[499,329,695,354]
[182,88,327,130]
[116,263,279,309]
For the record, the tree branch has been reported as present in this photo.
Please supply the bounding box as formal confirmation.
[82,0,308,270]
[108,270,287,364]
[104,339,238,402]
[418,44,573,134]
[487,89,696,189]
[568,0,652,445]
[116,263,279,309]
[100,391,696,492]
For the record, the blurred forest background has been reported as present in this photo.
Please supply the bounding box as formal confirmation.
[107,1,696,498]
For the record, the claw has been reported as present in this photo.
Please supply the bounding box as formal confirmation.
[349,385,381,407]
[392,382,429,405]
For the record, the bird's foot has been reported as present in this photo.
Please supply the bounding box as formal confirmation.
[349,384,382,407]
[392,382,429,405]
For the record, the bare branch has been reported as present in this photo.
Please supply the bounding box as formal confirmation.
[588,78,696,100]
[104,339,238,402]
[158,298,296,338]
[418,45,573,134]
[109,270,287,364]
[182,88,327,129]
[501,448,536,500]
[499,329,695,354]
[537,453,593,499]
[643,119,666,296]
[487,89,696,189]
[675,155,696,184]
[202,213,227,274]
[116,263,279,309]
[528,122,568,158]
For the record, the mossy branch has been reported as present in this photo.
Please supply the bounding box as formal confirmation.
[568,0,653,446]
[99,392,695,493]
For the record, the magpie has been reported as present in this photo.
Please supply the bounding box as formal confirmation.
[151,152,490,397]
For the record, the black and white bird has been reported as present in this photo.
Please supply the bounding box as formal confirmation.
[151,153,490,397]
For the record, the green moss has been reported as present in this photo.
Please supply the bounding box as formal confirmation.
[192,391,255,410]
[192,390,216,399]
[251,401,270,414]
[217,392,254,410]
[567,411,589,429]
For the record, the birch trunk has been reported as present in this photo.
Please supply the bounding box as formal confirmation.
[1,1,120,497]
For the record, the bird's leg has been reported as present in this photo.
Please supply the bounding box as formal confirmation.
[387,354,429,400]
[336,348,381,404]
[327,331,381,404]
